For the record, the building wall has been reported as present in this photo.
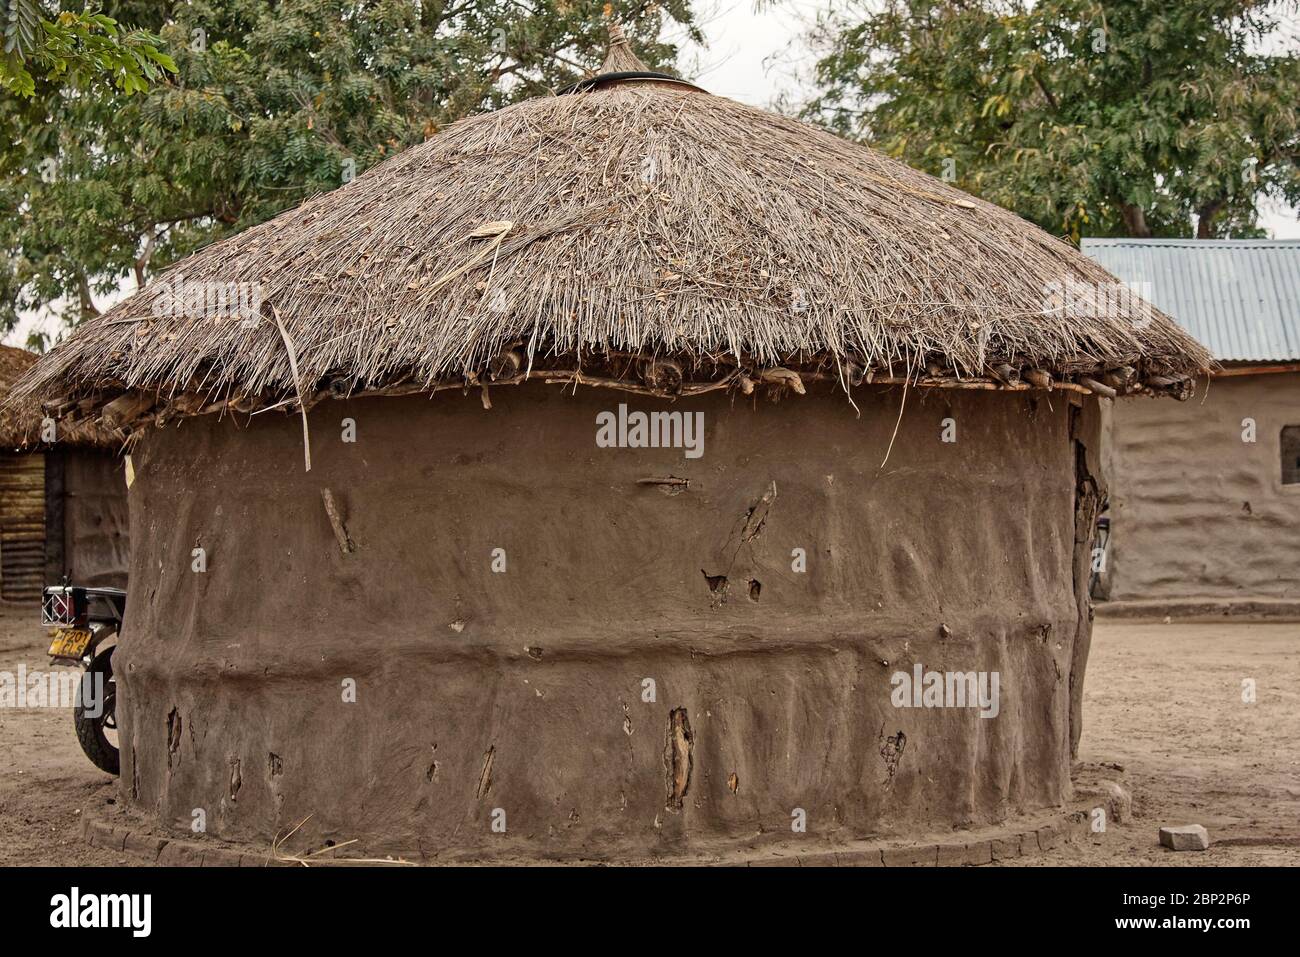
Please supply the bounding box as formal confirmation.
[0,447,127,601]
[59,448,130,588]
[115,383,1100,858]
[1103,371,1300,601]
[0,452,45,600]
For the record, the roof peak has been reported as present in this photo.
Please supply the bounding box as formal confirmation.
[600,21,650,73]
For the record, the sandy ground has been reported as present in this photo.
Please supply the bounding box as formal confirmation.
[1,602,1296,866]
[0,602,127,865]
[1021,617,1300,865]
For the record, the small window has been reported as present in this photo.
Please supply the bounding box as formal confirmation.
[1283,426,1300,485]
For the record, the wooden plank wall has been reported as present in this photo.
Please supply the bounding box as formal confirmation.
[0,451,45,600]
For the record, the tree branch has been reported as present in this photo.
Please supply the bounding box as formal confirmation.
[77,273,99,321]
[133,228,157,288]
[1033,70,1058,111]
[1196,198,1227,238]
[1120,203,1152,237]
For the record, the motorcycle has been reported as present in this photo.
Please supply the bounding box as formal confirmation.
[43,583,126,775]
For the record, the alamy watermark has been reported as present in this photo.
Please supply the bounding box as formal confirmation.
[151,272,262,327]
[890,663,1000,718]
[0,665,103,716]
[50,887,150,937]
[596,403,704,459]
[1041,279,1155,328]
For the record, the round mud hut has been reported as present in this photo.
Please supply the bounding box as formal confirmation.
[15,28,1209,862]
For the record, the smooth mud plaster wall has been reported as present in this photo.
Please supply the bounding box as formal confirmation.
[63,449,130,588]
[1103,372,1300,601]
[42,449,130,590]
[118,383,1095,860]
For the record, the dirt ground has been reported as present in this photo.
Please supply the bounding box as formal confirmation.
[0,602,126,865]
[1,602,1296,866]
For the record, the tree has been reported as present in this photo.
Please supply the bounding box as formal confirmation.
[1,1,699,339]
[1,2,174,96]
[804,0,1300,241]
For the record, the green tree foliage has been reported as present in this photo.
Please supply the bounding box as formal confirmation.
[2,2,174,96]
[1,1,699,339]
[805,0,1300,241]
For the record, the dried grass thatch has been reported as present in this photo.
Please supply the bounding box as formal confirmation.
[1,345,121,450]
[11,27,1211,433]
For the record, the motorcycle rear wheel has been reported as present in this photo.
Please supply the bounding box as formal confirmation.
[73,646,119,776]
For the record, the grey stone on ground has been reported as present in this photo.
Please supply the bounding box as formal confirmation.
[1159,825,1209,851]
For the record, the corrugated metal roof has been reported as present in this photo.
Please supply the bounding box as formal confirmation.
[1081,238,1300,362]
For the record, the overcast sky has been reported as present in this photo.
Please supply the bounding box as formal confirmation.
[5,2,1296,347]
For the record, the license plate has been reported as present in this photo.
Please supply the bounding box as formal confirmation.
[48,628,93,660]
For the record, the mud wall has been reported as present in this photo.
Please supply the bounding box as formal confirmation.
[55,449,130,588]
[1102,372,1300,601]
[118,383,1093,860]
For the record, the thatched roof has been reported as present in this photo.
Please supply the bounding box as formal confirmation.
[0,345,121,450]
[12,26,1211,433]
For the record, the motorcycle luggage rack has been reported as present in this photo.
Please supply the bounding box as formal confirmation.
[42,584,126,627]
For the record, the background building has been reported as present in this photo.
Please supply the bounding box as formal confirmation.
[1083,238,1300,609]
[0,345,128,600]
